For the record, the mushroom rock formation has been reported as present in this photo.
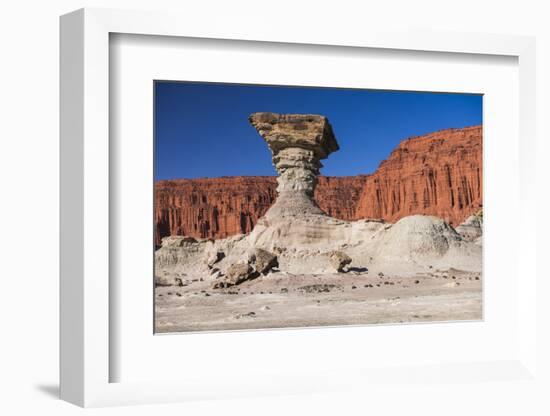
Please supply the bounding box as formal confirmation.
[248,112,338,219]
[247,113,359,251]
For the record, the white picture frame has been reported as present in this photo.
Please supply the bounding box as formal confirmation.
[60,7,538,408]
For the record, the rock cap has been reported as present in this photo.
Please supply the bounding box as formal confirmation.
[249,112,339,159]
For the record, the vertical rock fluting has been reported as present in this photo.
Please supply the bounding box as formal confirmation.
[154,176,367,245]
[353,126,482,225]
[154,177,277,246]
[154,125,482,243]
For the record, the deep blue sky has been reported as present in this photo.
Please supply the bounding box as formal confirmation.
[154,82,482,181]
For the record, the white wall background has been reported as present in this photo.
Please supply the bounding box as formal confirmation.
[0,1,548,415]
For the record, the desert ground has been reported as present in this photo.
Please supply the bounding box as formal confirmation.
[155,268,481,333]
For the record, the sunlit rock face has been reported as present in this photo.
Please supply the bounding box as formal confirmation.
[249,113,338,218]
[248,113,347,249]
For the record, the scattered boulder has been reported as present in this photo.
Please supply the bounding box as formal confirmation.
[249,248,278,275]
[226,263,255,285]
[329,251,352,273]
[155,275,180,287]
[211,262,258,289]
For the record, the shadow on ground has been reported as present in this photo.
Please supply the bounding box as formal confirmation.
[34,383,59,399]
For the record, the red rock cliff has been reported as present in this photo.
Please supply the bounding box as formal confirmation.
[353,125,482,224]
[155,125,482,244]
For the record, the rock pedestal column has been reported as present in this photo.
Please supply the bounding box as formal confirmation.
[249,112,339,219]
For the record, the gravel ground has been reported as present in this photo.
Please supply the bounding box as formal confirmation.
[155,268,482,333]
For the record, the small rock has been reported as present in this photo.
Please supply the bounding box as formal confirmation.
[211,281,227,289]
[226,262,255,285]
[260,306,271,311]
[212,263,257,289]
[235,311,256,319]
[329,251,352,273]
[249,248,278,275]
[155,275,180,287]
[414,280,420,284]
[298,284,337,293]
[378,272,384,278]
[351,285,357,289]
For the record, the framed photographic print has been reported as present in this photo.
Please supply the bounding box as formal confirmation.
[153,82,483,333]
[60,8,539,408]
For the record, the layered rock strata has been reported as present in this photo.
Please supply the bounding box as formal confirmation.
[155,126,482,244]
[248,112,338,219]
[246,113,353,250]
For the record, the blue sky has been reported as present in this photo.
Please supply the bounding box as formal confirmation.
[154,82,482,181]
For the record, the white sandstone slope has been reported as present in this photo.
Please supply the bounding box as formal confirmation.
[357,215,481,273]
[155,213,482,282]
[456,212,483,242]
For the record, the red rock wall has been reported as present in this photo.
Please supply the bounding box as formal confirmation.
[155,177,277,245]
[155,125,482,244]
[353,126,482,225]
